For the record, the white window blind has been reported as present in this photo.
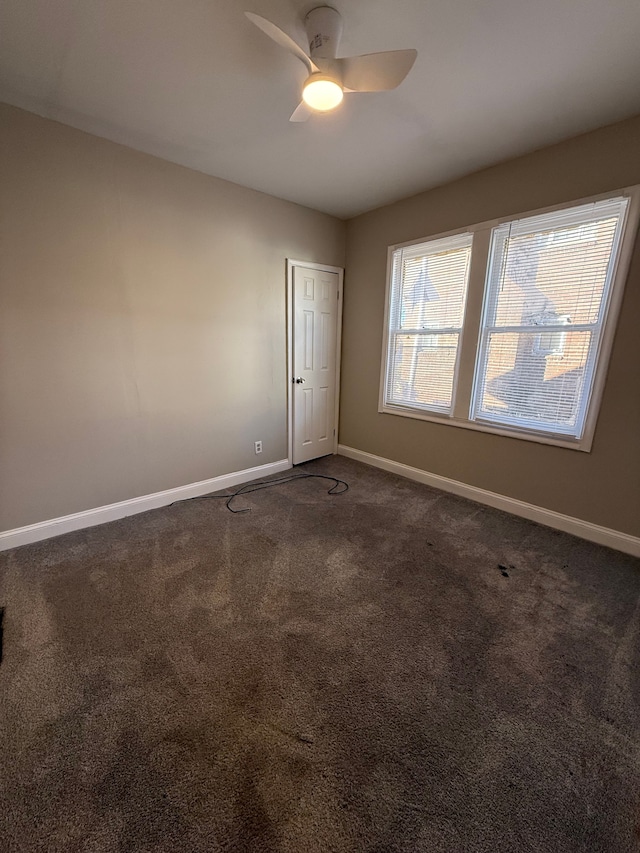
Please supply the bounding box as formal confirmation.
[384,233,472,414]
[471,196,629,438]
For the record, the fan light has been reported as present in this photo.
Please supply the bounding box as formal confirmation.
[302,74,343,112]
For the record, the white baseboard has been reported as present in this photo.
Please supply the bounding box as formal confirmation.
[338,444,640,557]
[4,448,637,558]
[0,459,291,552]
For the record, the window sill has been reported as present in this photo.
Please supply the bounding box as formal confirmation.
[378,403,592,452]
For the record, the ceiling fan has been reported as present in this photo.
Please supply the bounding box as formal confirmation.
[245,6,417,122]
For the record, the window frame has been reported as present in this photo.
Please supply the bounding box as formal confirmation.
[378,185,640,452]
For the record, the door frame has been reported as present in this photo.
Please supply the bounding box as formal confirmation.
[286,259,345,466]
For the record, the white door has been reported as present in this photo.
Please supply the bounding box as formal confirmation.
[292,265,341,464]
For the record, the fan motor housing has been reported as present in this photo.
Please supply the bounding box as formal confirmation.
[305,6,343,59]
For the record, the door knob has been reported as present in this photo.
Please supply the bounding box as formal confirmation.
[294,377,306,384]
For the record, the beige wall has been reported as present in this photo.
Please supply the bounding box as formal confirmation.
[0,104,345,531]
[340,115,640,537]
[3,103,638,538]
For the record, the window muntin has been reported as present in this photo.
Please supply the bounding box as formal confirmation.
[380,191,637,450]
[384,233,472,414]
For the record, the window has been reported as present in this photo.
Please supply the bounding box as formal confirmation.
[380,189,639,450]
[384,233,472,414]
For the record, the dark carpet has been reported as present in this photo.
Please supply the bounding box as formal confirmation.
[1,455,639,852]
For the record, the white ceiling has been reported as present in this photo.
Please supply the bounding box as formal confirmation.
[1,0,640,218]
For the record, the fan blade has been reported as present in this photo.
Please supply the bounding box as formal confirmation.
[289,101,313,122]
[245,12,319,74]
[337,49,417,92]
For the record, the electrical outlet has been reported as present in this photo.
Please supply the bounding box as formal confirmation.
[254,440,263,454]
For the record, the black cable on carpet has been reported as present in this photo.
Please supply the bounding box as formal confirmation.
[174,472,349,514]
